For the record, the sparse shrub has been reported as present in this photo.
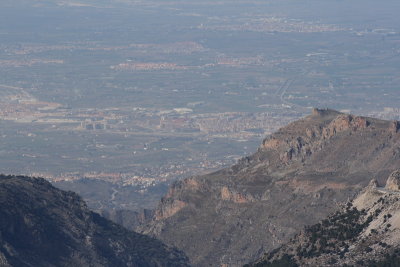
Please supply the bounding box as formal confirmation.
[365,247,373,253]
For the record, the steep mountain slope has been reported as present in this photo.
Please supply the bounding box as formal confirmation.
[250,170,400,267]
[140,109,400,266]
[0,175,189,267]
[101,208,154,231]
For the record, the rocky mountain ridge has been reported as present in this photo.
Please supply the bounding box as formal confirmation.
[250,170,400,266]
[0,175,189,267]
[140,109,400,266]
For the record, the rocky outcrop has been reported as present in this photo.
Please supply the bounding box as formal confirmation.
[385,170,400,191]
[250,171,400,267]
[0,175,189,267]
[323,114,369,138]
[367,178,379,189]
[153,177,210,221]
[263,138,285,150]
[155,199,187,220]
[141,110,400,267]
[261,111,372,166]
[220,186,255,203]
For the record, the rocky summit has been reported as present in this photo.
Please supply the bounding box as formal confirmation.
[139,109,400,267]
[250,169,400,266]
[0,175,189,267]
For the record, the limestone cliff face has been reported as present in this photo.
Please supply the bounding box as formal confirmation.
[155,199,187,220]
[252,170,400,267]
[140,109,400,267]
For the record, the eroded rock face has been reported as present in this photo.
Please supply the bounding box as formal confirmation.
[155,199,187,220]
[385,170,400,191]
[220,186,254,203]
[322,114,369,139]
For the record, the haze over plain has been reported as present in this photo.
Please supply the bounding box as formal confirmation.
[0,0,399,212]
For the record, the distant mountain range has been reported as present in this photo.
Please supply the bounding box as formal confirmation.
[0,175,189,267]
[138,109,400,266]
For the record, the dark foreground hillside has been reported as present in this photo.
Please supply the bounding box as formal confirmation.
[0,175,189,267]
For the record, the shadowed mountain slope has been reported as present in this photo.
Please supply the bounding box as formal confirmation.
[0,175,189,267]
[140,109,400,266]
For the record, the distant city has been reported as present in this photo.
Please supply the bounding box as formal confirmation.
[0,0,399,205]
